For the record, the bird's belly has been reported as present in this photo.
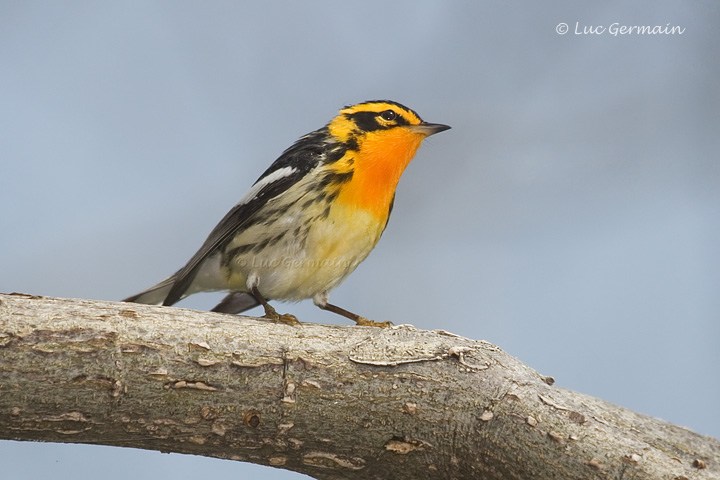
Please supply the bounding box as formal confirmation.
[225,204,385,301]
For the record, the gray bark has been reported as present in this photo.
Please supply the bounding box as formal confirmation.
[0,293,718,479]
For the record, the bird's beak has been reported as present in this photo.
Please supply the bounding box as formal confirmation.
[408,122,452,136]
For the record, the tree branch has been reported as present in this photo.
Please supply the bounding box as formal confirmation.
[0,293,717,479]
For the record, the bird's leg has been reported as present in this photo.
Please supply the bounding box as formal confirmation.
[320,302,393,327]
[250,285,299,326]
[313,293,392,327]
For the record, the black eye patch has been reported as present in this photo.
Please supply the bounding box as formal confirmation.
[346,109,408,132]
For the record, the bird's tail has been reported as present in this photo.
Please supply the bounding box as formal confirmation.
[123,275,177,305]
[210,292,260,314]
[125,277,260,314]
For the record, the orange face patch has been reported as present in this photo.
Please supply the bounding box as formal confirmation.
[334,127,426,219]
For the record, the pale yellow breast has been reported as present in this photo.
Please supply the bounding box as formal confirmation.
[221,188,385,301]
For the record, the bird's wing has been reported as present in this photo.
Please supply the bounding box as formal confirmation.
[162,135,329,306]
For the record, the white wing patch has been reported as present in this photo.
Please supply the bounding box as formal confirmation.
[236,166,297,206]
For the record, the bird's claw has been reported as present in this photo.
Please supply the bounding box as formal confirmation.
[355,317,393,328]
[261,306,300,326]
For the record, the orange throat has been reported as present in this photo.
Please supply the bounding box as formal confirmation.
[335,128,426,218]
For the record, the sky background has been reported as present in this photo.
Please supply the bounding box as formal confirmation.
[1,2,718,479]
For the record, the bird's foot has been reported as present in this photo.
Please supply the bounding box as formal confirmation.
[261,304,300,326]
[355,316,393,328]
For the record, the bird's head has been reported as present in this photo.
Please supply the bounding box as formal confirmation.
[328,100,450,146]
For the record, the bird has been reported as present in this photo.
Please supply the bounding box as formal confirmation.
[124,100,450,326]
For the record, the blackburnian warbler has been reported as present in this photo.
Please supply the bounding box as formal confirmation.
[124,100,450,326]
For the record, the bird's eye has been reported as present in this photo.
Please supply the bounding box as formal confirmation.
[379,110,397,121]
